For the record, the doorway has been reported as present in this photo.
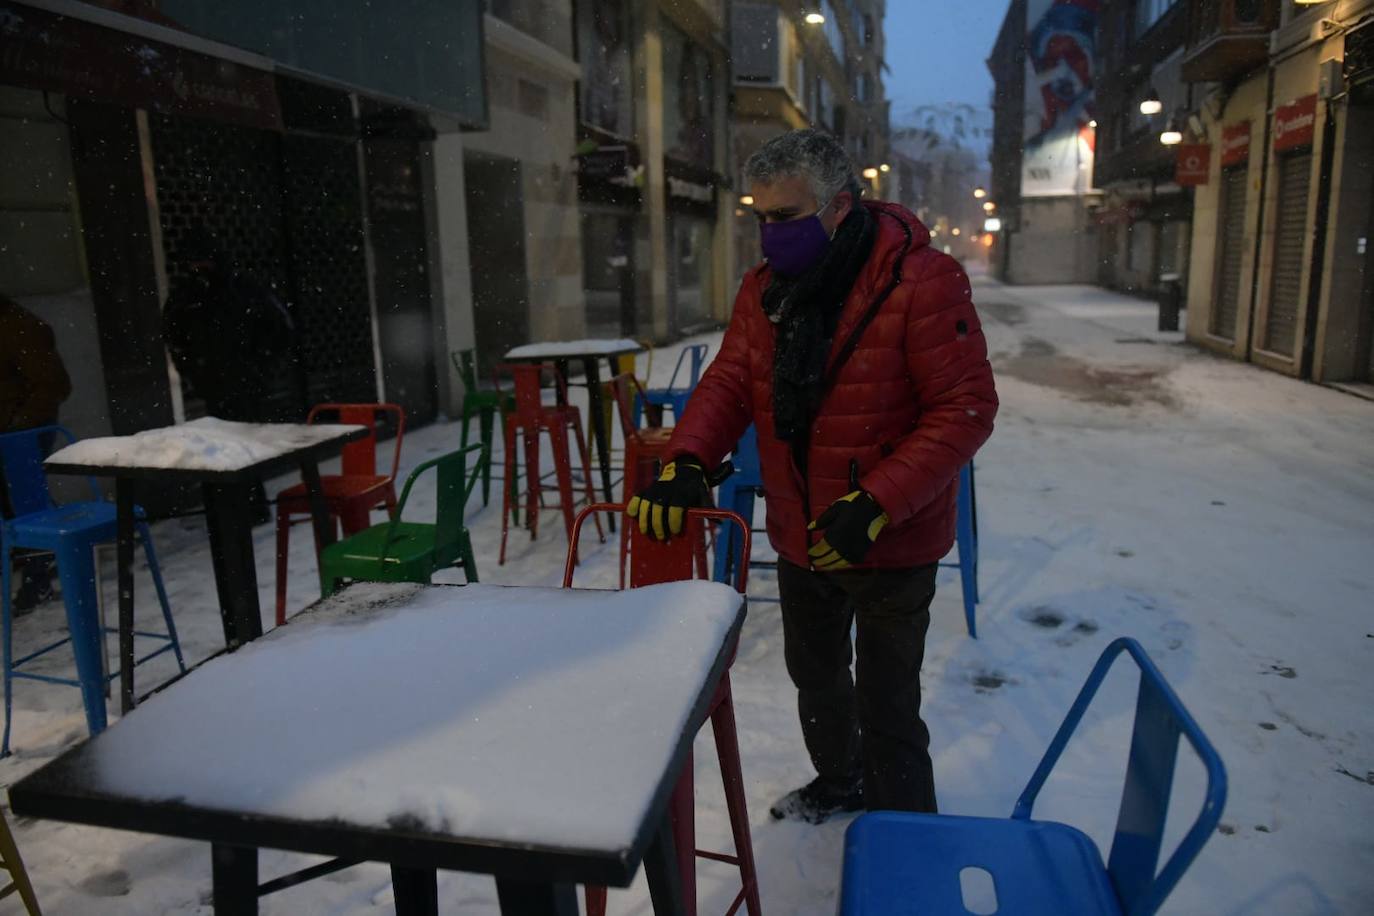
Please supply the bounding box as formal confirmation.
[463,152,530,377]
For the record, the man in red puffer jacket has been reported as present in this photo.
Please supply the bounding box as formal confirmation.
[628,129,997,822]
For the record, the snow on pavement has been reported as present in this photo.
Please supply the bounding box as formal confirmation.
[2,280,1372,914]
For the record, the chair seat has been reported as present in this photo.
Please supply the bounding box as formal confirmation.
[277,475,391,514]
[3,501,143,551]
[320,522,438,581]
[841,812,1122,916]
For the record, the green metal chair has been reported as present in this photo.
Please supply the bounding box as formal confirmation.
[318,442,488,595]
[452,348,514,508]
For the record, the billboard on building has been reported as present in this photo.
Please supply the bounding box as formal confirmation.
[1022,0,1098,198]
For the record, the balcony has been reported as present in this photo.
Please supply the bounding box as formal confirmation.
[1182,0,1279,83]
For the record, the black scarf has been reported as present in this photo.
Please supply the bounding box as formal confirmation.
[762,204,876,446]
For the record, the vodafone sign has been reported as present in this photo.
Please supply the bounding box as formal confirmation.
[1221,122,1251,167]
[1175,145,1211,186]
[1274,95,1318,152]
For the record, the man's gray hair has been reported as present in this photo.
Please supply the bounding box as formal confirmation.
[744,128,860,204]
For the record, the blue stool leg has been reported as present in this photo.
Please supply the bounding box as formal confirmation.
[669,392,692,424]
[138,521,186,672]
[2,542,14,757]
[968,464,980,604]
[956,465,977,639]
[52,542,108,735]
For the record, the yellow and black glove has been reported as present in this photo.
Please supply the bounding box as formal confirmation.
[626,456,710,541]
[807,490,889,571]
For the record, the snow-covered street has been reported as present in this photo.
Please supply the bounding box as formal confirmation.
[2,275,1372,914]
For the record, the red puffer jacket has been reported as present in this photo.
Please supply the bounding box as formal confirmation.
[667,201,997,570]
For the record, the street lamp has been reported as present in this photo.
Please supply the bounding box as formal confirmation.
[982,200,996,213]
[1140,89,1163,116]
[739,195,754,206]
[804,11,826,24]
[862,167,880,179]
[1159,119,1183,146]
[952,227,961,236]
[1088,119,1098,128]
[984,217,1002,232]
[879,163,891,173]
[973,186,987,199]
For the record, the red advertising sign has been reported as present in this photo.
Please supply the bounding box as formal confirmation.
[1274,95,1318,152]
[1175,145,1211,186]
[1221,122,1251,167]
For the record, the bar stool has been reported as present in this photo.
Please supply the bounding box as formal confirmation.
[565,503,762,916]
[499,363,603,565]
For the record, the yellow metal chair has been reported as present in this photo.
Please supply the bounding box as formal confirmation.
[0,809,42,914]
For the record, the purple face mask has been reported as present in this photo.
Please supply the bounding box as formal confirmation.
[759,195,836,277]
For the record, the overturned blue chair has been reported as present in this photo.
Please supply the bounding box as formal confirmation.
[840,637,1226,915]
[0,426,185,756]
[638,343,707,426]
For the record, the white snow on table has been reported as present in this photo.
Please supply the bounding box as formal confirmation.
[505,338,642,359]
[45,417,366,473]
[84,581,742,852]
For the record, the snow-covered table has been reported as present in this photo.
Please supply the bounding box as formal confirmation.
[9,581,746,916]
[504,339,645,526]
[44,418,368,713]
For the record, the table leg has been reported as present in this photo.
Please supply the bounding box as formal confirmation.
[299,460,336,592]
[495,878,578,915]
[203,482,264,648]
[644,810,687,916]
[390,865,438,916]
[116,480,136,714]
[582,356,617,533]
[212,843,258,915]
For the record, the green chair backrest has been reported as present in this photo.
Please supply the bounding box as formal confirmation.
[383,441,488,565]
[451,348,479,392]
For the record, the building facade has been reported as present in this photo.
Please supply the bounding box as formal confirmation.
[1181,0,1374,390]
[987,0,1101,285]
[728,0,890,287]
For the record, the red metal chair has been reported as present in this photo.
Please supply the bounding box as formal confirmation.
[499,363,603,565]
[564,503,762,916]
[274,403,405,625]
[606,372,709,588]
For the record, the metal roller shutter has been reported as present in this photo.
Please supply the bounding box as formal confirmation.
[1211,166,1248,339]
[1265,150,1312,357]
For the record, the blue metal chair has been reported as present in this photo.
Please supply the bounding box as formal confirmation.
[639,343,708,426]
[0,426,185,756]
[938,462,979,638]
[839,637,1227,916]
[712,425,766,593]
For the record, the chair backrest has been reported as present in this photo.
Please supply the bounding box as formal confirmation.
[1013,637,1227,915]
[307,403,406,481]
[0,425,85,518]
[563,503,751,594]
[503,362,568,424]
[666,343,709,391]
[451,349,479,391]
[383,442,487,564]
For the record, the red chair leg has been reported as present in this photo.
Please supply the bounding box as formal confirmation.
[523,425,541,541]
[274,506,291,627]
[710,674,762,916]
[670,751,698,916]
[584,886,608,916]
[547,424,579,552]
[500,418,518,566]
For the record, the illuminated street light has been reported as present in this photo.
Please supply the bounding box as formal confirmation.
[879,163,891,173]
[984,217,1002,232]
[804,12,826,24]
[1088,119,1098,128]
[862,167,880,179]
[1159,123,1183,145]
[982,200,996,213]
[1140,89,1163,116]
[952,227,961,236]
[973,186,987,199]
[739,195,754,206]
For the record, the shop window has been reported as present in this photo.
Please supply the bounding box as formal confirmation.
[663,22,715,168]
[577,0,634,138]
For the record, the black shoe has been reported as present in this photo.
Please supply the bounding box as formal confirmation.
[769,776,864,824]
[11,578,54,616]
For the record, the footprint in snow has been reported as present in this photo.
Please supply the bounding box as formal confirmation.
[80,869,131,897]
[970,671,1013,693]
[1264,663,1298,679]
